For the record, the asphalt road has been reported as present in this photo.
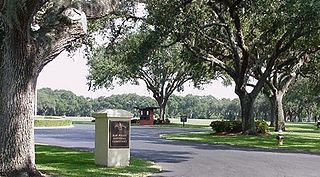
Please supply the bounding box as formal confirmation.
[35,124,320,177]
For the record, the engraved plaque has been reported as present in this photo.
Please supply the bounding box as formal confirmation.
[109,121,129,148]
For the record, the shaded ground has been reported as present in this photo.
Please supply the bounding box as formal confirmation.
[35,124,320,177]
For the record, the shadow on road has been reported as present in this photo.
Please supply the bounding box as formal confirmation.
[131,149,192,163]
[151,135,320,157]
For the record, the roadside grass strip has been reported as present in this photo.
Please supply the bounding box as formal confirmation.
[162,122,320,153]
[36,145,160,177]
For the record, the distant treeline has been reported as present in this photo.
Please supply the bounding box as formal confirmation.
[37,85,318,122]
[37,88,272,120]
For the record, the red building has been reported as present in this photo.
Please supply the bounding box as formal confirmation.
[135,107,159,125]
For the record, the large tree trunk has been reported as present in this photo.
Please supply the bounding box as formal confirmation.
[266,95,275,127]
[269,100,276,127]
[238,93,256,135]
[0,0,114,176]
[0,28,41,176]
[159,104,166,122]
[273,91,285,131]
[154,95,169,122]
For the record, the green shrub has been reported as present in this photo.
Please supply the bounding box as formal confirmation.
[210,120,242,133]
[210,120,269,134]
[255,120,269,134]
[34,119,72,127]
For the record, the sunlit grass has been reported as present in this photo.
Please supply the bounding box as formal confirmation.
[286,122,319,131]
[152,123,210,129]
[162,122,320,153]
[36,145,160,177]
[72,121,95,124]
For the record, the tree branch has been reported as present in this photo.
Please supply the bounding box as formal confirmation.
[36,6,88,72]
[81,0,117,20]
[207,2,242,77]
[279,53,307,92]
[185,43,236,80]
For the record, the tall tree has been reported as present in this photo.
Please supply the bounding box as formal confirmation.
[88,31,214,121]
[264,53,316,131]
[0,1,115,176]
[284,57,320,122]
[140,0,320,134]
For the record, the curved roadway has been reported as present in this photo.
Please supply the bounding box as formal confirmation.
[35,124,320,177]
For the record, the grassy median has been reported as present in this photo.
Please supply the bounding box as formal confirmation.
[162,122,320,153]
[35,145,160,177]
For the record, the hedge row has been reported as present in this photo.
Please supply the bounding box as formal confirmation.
[210,120,269,134]
[34,119,72,127]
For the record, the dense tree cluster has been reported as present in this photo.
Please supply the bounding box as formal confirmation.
[37,88,92,116]
[38,86,319,124]
[284,77,320,122]
[37,88,255,121]
[37,88,156,117]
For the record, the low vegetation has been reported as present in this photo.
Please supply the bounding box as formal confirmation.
[153,123,209,129]
[209,120,269,134]
[36,145,160,177]
[35,116,61,119]
[34,119,72,127]
[162,122,320,153]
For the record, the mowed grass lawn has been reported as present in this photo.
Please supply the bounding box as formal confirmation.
[152,123,209,129]
[36,145,160,177]
[162,122,320,153]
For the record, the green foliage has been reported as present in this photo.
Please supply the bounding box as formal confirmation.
[37,88,158,117]
[137,0,320,133]
[167,95,240,119]
[255,120,269,134]
[37,88,92,117]
[87,29,215,121]
[210,120,242,133]
[284,76,320,122]
[88,0,219,121]
[154,123,208,128]
[35,145,160,177]
[34,119,72,127]
[37,88,275,121]
[210,120,269,134]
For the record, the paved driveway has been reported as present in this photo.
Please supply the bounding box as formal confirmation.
[35,124,320,177]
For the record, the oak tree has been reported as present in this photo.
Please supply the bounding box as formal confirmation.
[0,0,115,176]
[142,0,320,134]
[88,31,214,121]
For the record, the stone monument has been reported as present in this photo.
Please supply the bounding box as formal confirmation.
[92,109,132,167]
